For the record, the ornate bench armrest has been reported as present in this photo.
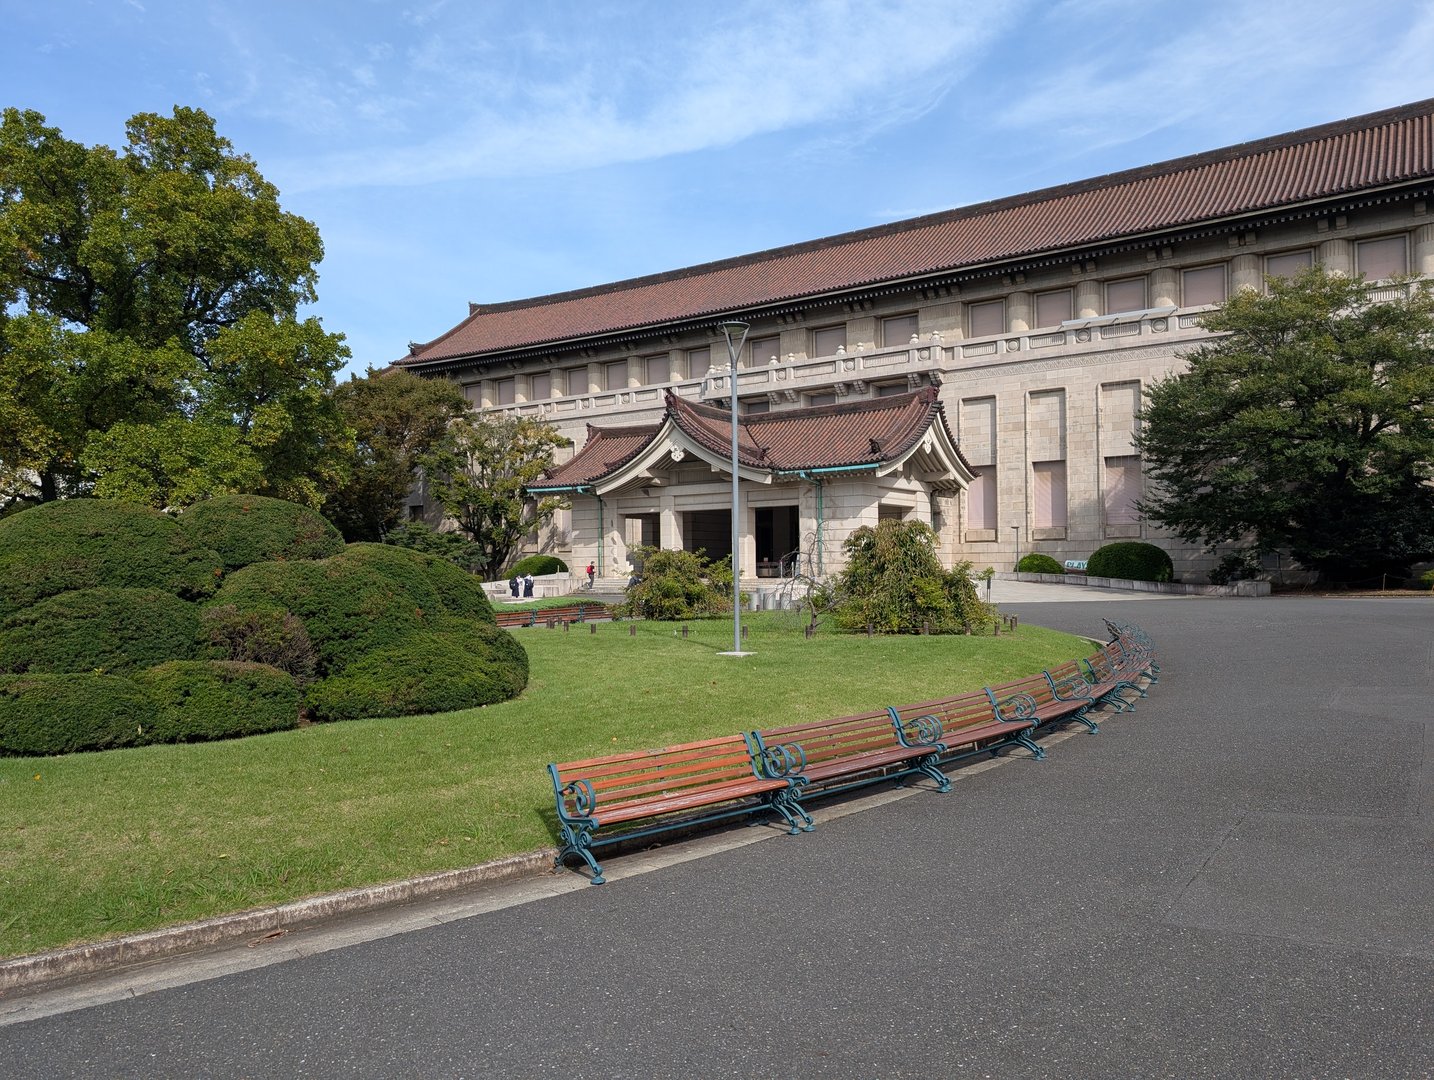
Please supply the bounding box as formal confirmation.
[987,690,1038,724]
[558,777,598,819]
[895,712,944,747]
[759,741,807,780]
[1048,669,1095,702]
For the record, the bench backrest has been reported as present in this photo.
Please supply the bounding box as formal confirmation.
[887,690,1003,743]
[550,734,762,820]
[754,710,906,769]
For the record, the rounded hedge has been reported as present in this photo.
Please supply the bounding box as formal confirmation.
[508,554,567,576]
[210,543,507,677]
[1086,541,1175,583]
[134,661,300,743]
[0,500,222,617]
[305,626,529,723]
[0,674,150,755]
[181,495,344,571]
[1016,553,1065,575]
[0,587,199,675]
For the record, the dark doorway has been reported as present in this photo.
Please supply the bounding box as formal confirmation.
[682,510,731,563]
[755,505,799,576]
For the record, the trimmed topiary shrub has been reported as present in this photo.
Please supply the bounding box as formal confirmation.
[0,588,199,675]
[0,674,150,755]
[0,500,222,617]
[197,605,317,684]
[305,626,529,723]
[1016,553,1065,575]
[1086,541,1174,583]
[134,661,300,743]
[508,554,567,576]
[181,494,345,571]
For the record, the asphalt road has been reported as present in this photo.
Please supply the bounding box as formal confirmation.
[4,597,1431,1078]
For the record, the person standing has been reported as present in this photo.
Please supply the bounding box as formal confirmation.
[523,573,535,598]
[586,561,595,589]
[509,574,520,598]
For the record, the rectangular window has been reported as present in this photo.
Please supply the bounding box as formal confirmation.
[968,299,1005,337]
[748,335,780,367]
[604,360,628,391]
[742,397,771,415]
[686,346,711,375]
[529,372,551,400]
[1103,455,1142,525]
[1033,461,1067,529]
[644,353,670,385]
[494,377,516,405]
[812,325,847,357]
[1034,289,1073,327]
[880,313,919,347]
[1106,277,1147,314]
[565,366,589,396]
[1182,265,1227,307]
[1356,236,1408,280]
[807,392,837,407]
[1266,250,1313,279]
[875,383,910,397]
[966,467,995,530]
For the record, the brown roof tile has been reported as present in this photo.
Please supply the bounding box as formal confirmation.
[406,99,1434,366]
[537,423,659,487]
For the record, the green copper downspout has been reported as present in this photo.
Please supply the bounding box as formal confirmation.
[595,492,605,579]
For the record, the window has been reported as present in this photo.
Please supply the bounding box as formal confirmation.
[880,313,919,347]
[1032,461,1067,529]
[807,392,837,407]
[968,299,1005,337]
[1034,289,1073,327]
[1182,265,1227,307]
[1103,456,1142,525]
[529,372,551,400]
[644,353,670,385]
[686,346,711,373]
[1356,236,1408,280]
[565,366,589,396]
[748,335,780,367]
[966,467,995,530]
[603,360,629,391]
[875,383,910,398]
[1106,277,1147,315]
[742,397,770,415]
[1266,250,1313,279]
[494,377,516,405]
[811,325,847,357]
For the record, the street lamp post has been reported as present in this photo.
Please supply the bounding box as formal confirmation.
[719,321,750,657]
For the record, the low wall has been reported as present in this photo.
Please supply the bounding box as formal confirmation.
[485,572,576,602]
[996,571,1270,597]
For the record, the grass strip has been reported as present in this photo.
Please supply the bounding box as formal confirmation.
[1,613,1088,958]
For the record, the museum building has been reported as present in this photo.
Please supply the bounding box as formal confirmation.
[398,99,1434,584]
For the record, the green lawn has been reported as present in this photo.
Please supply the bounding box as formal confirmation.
[0,614,1090,959]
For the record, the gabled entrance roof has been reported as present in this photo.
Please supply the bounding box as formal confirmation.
[530,387,973,495]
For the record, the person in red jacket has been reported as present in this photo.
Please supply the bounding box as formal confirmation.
[585,561,595,588]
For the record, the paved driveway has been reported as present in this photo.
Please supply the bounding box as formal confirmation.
[4,598,1431,1078]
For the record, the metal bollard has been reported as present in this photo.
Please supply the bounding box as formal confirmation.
[993,619,1001,636]
[590,622,597,634]
[629,624,637,637]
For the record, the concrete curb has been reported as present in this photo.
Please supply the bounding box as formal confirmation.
[0,848,556,994]
[996,571,1270,597]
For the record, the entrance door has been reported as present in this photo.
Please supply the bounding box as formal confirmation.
[755,505,799,576]
[682,510,731,563]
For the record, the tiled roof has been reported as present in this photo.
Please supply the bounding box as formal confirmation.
[537,423,659,487]
[405,99,1434,367]
[531,387,953,488]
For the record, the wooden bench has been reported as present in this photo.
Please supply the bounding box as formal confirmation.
[983,669,1097,735]
[750,709,951,802]
[548,734,805,884]
[1075,648,1145,709]
[887,689,1044,765]
[1104,620,1159,681]
[495,602,611,628]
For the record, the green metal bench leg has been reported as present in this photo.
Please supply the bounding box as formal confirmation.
[1014,733,1046,760]
[768,791,813,834]
[917,758,952,792]
[557,822,607,884]
[1070,706,1099,734]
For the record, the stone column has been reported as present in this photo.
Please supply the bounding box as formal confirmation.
[1318,238,1354,276]
[1230,253,1263,293]
[1007,291,1033,333]
[1413,223,1434,275]
[627,355,643,389]
[514,375,529,404]
[1150,267,1179,308]
[586,362,602,395]
[1074,280,1101,318]
[479,379,495,409]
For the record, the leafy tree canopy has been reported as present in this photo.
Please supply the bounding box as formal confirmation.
[420,413,569,574]
[324,367,470,541]
[829,519,993,633]
[0,106,348,509]
[1136,268,1434,582]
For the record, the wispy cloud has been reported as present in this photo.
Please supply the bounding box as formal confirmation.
[266,0,1023,191]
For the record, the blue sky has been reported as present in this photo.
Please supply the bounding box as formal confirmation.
[7,0,1434,377]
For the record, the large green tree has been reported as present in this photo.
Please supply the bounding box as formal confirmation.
[1136,268,1434,582]
[323,368,470,541]
[420,413,569,574]
[0,106,349,509]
